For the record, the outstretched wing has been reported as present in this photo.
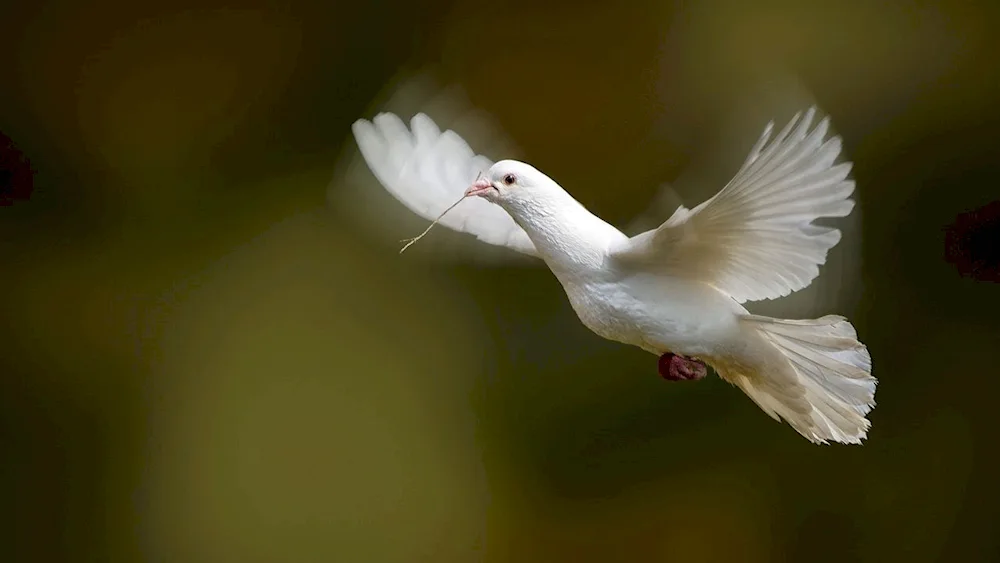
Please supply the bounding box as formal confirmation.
[352,112,538,256]
[610,107,855,303]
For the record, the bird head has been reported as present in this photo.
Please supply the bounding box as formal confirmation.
[464,160,559,209]
[463,159,614,262]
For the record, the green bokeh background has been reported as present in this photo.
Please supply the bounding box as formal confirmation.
[2,1,999,561]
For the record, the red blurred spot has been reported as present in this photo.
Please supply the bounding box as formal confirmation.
[0,130,36,207]
[945,200,1000,283]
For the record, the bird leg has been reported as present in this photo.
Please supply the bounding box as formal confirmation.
[658,352,708,381]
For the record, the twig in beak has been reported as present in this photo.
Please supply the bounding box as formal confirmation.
[398,171,483,254]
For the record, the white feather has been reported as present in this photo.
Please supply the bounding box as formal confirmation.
[731,315,877,444]
[610,107,855,303]
[352,113,538,256]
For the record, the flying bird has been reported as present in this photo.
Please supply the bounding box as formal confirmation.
[351,107,876,445]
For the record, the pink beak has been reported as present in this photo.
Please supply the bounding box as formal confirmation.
[464,178,494,198]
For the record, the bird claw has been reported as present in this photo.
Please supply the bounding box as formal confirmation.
[658,353,708,381]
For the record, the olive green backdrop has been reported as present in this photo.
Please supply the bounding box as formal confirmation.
[2,0,998,561]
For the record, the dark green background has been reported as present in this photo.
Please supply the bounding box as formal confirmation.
[2,0,999,561]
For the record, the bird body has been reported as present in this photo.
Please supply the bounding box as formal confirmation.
[351,107,877,445]
[490,169,742,358]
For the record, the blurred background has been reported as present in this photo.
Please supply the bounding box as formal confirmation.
[2,0,999,561]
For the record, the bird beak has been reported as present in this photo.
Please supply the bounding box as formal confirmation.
[464,178,495,198]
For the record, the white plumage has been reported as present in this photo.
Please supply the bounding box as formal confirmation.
[351,106,877,445]
[352,113,538,256]
[611,108,854,303]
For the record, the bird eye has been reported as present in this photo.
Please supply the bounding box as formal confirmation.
[502,173,516,186]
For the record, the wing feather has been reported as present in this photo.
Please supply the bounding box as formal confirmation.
[611,107,855,302]
[352,112,538,256]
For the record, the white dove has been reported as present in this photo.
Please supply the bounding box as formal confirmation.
[351,107,876,445]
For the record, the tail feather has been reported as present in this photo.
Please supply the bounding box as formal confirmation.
[725,314,876,444]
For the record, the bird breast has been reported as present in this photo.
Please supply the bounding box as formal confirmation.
[561,278,655,348]
[558,272,747,357]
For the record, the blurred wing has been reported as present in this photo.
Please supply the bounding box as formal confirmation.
[352,112,538,256]
[611,107,855,303]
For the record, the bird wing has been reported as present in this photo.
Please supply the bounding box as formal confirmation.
[352,112,538,256]
[610,107,855,303]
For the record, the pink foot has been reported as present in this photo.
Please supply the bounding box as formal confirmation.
[658,353,708,381]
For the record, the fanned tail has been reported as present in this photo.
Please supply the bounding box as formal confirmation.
[722,315,876,444]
